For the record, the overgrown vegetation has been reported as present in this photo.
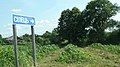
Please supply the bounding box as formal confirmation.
[57,44,94,63]
[0,0,120,67]
[89,43,120,54]
[56,44,120,67]
[0,44,59,67]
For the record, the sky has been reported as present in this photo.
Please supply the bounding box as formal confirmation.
[0,0,120,38]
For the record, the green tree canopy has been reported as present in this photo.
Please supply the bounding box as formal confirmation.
[57,0,120,45]
[58,7,81,44]
[83,0,120,43]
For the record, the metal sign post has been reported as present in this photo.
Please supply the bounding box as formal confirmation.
[31,26,36,67]
[12,14,36,67]
[13,24,19,67]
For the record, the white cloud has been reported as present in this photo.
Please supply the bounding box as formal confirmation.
[108,0,120,21]
[11,8,22,12]
[35,20,50,28]
[35,19,58,35]
[5,24,24,31]
[3,23,31,37]
[109,0,120,5]
[38,20,50,24]
[4,24,12,31]
[112,13,120,21]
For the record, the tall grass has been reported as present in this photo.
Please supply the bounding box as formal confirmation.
[90,43,120,54]
[0,44,59,67]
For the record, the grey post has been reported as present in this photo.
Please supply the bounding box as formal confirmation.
[13,24,19,67]
[31,26,36,67]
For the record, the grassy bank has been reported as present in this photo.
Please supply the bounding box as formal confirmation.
[0,43,120,67]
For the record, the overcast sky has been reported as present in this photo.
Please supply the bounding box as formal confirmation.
[0,0,120,37]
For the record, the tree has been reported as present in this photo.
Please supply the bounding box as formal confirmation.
[107,29,120,44]
[41,31,52,45]
[58,7,81,44]
[57,0,120,45]
[106,20,120,44]
[50,28,61,44]
[84,0,120,43]
[42,31,51,38]
[22,34,31,42]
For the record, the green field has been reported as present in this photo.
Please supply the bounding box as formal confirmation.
[0,43,120,67]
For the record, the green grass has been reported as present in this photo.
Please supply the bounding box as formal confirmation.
[39,44,120,67]
[0,43,120,67]
[0,44,59,67]
[89,43,120,54]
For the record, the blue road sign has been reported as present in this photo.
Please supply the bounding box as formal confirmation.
[13,14,35,25]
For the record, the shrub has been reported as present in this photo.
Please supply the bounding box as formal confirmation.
[36,44,59,60]
[57,44,93,63]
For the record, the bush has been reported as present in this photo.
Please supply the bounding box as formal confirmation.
[36,44,59,60]
[57,44,93,63]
